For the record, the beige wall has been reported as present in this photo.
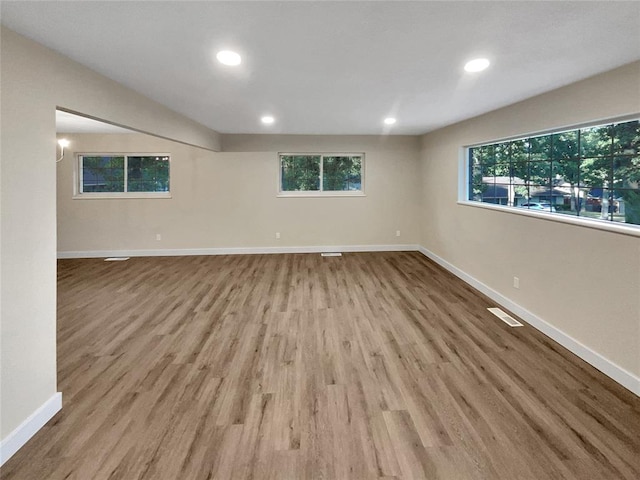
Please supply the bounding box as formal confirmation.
[1,28,221,152]
[0,27,220,440]
[57,134,420,252]
[419,61,640,379]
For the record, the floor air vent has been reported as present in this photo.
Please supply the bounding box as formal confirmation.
[487,307,523,327]
[104,257,130,262]
[321,252,342,257]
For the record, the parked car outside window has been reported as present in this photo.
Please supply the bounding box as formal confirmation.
[520,202,557,212]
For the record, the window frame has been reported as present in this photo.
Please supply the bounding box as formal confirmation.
[277,152,366,197]
[74,152,172,199]
[459,115,640,238]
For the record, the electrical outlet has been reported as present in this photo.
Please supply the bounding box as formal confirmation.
[156,233,162,241]
[396,230,401,237]
[275,232,281,239]
[513,276,520,289]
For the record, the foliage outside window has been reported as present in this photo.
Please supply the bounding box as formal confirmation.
[280,154,363,195]
[468,119,640,226]
[78,154,170,196]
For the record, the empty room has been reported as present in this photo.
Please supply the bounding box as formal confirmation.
[1,1,639,479]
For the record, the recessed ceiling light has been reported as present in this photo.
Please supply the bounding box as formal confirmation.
[216,50,241,66]
[384,117,397,125]
[464,58,490,73]
[261,115,275,125]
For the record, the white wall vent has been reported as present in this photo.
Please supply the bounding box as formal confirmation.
[487,307,523,327]
[320,252,342,257]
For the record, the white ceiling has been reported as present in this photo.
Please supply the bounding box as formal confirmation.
[3,1,640,135]
[56,110,134,134]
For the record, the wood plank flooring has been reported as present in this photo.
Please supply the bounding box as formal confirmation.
[2,252,639,479]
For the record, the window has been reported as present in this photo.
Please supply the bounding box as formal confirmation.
[77,154,170,198]
[279,153,364,196]
[467,119,640,227]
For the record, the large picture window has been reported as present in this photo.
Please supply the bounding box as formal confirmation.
[77,154,170,198]
[279,153,364,195]
[468,119,640,227]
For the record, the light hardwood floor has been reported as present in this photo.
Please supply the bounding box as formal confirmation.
[2,252,639,479]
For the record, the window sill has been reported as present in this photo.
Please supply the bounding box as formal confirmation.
[73,193,172,200]
[277,191,366,198]
[457,201,640,238]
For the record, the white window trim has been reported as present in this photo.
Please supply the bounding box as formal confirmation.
[277,152,366,197]
[458,115,640,238]
[277,191,366,198]
[457,199,640,238]
[73,152,172,199]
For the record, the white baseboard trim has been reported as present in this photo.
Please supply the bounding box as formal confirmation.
[57,244,420,259]
[0,392,62,466]
[417,246,640,397]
